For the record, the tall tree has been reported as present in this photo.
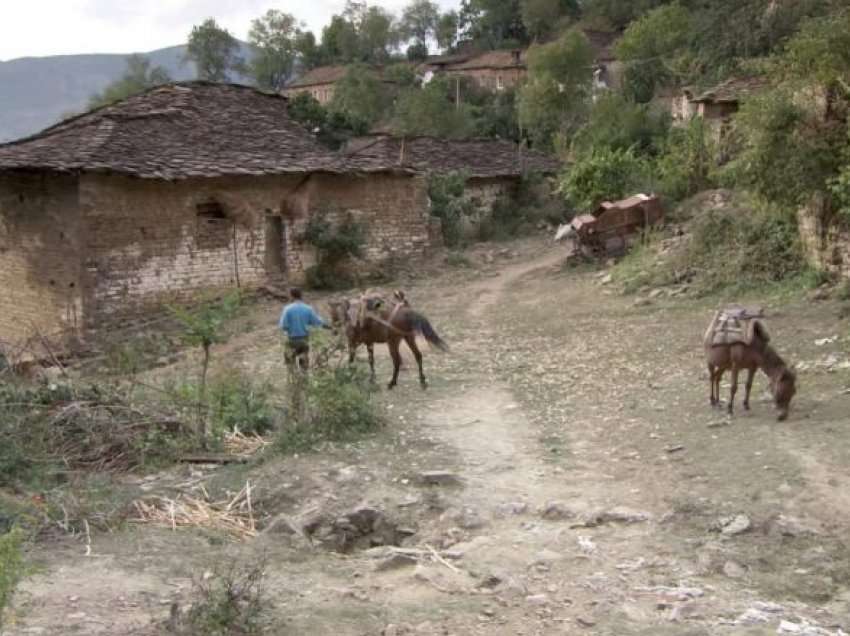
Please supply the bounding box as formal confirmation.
[360,6,400,62]
[459,0,528,49]
[329,64,391,127]
[248,10,299,91]
[520,0,578,42]
[436,11,460,52]
[88,55,171,109]
[186,18,243,82]
[295,30,324,70]
[518,29,594,150]
[401,0,440,49]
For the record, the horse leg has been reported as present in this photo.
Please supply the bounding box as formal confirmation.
[708,363,717,406]
[728,365,739,416]
[405,334,427,389]
[743,367,756,411]
[387,338,402,390]
[367,343,376,383]
[348,343,356,365]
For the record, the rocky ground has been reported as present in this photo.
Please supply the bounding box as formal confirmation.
[6,237,850,635]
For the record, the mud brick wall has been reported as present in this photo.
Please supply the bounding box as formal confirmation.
[0,174,84,346]
[79,173,308,322]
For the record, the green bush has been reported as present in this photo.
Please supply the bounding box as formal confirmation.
[276,366,381,453]
[303,213,366,290]
[560,147,652,212]
[0,527,26,630]
[613,199,807,296]
[428,172,473,247]
[656,118,717,201]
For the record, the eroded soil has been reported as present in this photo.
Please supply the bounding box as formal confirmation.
[7,238,850,635]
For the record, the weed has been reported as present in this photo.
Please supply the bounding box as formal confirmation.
[276,366,382,453]
[169,557,268,635]
[428,171,473,247]
[303,213,367,290]
[445,252,473,268]
[0,527,26,630]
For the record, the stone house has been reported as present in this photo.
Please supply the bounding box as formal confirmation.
[0,83,431,349]
[281,65,349,105]
[439,49,528,92]
[343,134,561,234]
[673,77,768,134]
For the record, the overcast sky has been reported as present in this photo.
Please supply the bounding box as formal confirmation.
[0,0,461,61]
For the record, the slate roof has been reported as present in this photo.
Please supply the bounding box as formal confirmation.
[692,77,769,104]
[449,50,527,71]
[344,135,560,179]
[0,82,404,179]
[285,65,349,89]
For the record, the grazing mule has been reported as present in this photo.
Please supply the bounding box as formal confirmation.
[330,291,448,388]
[704,319,797,421]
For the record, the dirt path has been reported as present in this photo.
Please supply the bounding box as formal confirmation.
[8,239,850,635]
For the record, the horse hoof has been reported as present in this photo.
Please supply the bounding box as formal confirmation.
[420,382,428,391]
[387,383,396,391]
[743,403,750,411]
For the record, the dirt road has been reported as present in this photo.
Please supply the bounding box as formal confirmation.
[9,238,850,635]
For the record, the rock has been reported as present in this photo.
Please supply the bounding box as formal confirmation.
[576,617,596,628]
[495,502,528,516]
[649,289,665,299]
[736,608,771,625]
[262,513,301,536]
[719,514,751,536]
[634,297,652,307]
[778,621,803,634]
[580,507,652,526]
[532,549,564,565]
[600,274,613,285]
[723,560,747,578]
[772,514,820,538]
[376,553,419,572]
[809,288,831,302]
[540,501,578,521]
[525,594,549,606]
[418,471,463,487]
[669,601,702,622]
[752,601,783,614]
[452,507,487,530]
[577,536,597,554]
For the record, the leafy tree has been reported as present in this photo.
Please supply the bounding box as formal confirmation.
[329,65,391,128]
[393,77,477,138]
[406,42,430,61]
[186,18,243,82]
[319,2,400,64]
[581,0,666,30]
[88,55,171,108]
[360,6,400,62]
[401,0,440,49]
[518,29,593,150]
[459,0,528,49]
[520,0,578,42]
[615,4,692,102]
[436,11,460,52]
[248,10,299,91]
[295,30,324,70]
[656,118,716,200]
[572,92,669,155]
[287,92,368,149]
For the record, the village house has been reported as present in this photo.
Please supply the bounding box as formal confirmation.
[343,134,561,234]
[281,65,350,105]
[0,82,432,350]
[671,77,768,130]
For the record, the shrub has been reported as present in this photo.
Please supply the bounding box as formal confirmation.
[0,527,26,630]
[428,172,473,247]
[560,147,652,212]
[303,213,367,290]
[276,366,381,453]
[613,198,807,296]
[656,118,717,201]
[170,558,267,635]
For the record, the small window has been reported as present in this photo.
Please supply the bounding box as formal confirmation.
[195,200,230,249]
[497,76,504,90]
[196,200,227,220]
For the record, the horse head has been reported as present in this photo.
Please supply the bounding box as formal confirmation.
[772,366,797,421]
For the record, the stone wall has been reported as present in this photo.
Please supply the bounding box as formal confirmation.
[0,174,84,347]
[797,194,850,278]
[460,177,517,237]
[446,67,526,92]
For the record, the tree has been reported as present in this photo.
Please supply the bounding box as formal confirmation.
[88,55,171,109]
[401,0,440,49]
[287,92,368,149]
[615,4,692,102]
[520,0,578,42]
[518,29,594,149]
[436,11,460,52]
[359,5,400,62]
[295,30,324,70]
[459,0,528,49]
[393,76,477,138]
[186,18,243,82]
[330,64,391,128]
[560,147,650,211]
[248,10,298,91]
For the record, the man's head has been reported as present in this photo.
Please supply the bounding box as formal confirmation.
[289,287,303,301]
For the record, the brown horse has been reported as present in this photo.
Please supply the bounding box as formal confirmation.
[330,291,448,389]
[705,325,797,421]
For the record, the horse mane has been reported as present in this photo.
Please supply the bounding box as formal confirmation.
[761,344,788,375]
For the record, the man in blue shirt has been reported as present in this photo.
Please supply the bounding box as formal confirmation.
[279,287,331,371]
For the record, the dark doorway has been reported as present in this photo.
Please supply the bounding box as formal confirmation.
[265,215,287,278]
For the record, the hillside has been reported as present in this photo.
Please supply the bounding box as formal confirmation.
[0,44,251,142]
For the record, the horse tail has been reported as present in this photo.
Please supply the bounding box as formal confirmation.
[409,311,449,352]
